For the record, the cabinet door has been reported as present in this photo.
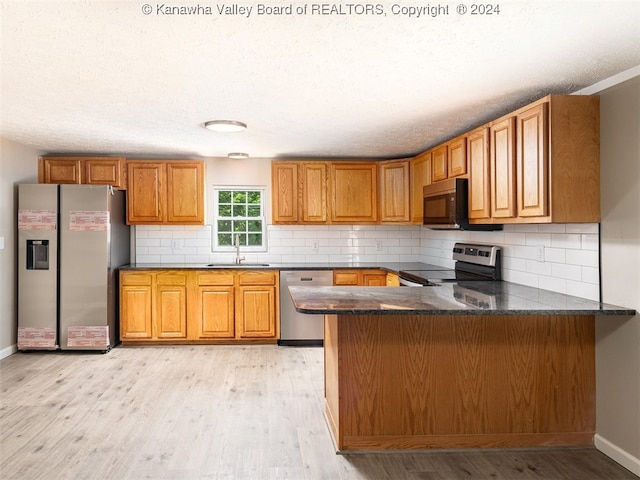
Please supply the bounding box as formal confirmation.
[120,272,153,340]
[448,136,467,178]
[330,163,378,223]
[84,157,125,188]
[196,286,235,338]
[166,162,205,224]
[333,270,360,286]
[467,128,491,220]
[237,286,276,338]
[517,103,549,218]
[411,152,431,224]
[490,117,517,219]
[39,157,82,184]
[155,273,187,339]
[127,162,165,223]
[380,160,411,223]
[302,162,328,223]
[431,146,448,182]
[272,162,299,223]
[362,271,387,286]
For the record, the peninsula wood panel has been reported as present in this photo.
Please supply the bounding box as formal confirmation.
[325,313,595,451]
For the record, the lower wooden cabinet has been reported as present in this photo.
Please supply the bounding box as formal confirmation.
[333,269,390,286]
[120,269,279,344]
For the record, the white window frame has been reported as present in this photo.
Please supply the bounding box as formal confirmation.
[211,186,267,253]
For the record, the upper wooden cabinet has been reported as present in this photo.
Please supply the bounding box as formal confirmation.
[477,95,599,224]
[271,162,299,223]
[467,127,491,220]
[127,160,205,225]
[430,135,467,183]
[448,136,468,178]
[273,160,395,225]
[490,117,517,219]
[379,159,411,223]
[431,145,448,182]
[330,162,378,223]
[411,151,431,224]
[271,161,328,224]
[39,156,126,189]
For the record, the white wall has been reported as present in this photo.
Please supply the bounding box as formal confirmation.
[0,138,40,359]
[419,223,601,300]
[593,74,640,476]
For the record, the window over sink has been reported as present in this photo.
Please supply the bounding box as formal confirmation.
[212,187,266,252]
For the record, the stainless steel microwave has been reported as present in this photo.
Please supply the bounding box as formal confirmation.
[423,178,502,231]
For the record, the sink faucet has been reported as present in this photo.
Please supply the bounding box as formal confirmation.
[234,234,245,265]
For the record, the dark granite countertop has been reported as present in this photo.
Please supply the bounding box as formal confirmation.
[118,261,437,272]
[288,282,636,316]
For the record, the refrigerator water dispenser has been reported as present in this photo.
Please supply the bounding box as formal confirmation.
[26,240,49,270]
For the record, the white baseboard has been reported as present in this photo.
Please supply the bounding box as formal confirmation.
[0,344,17,360]
[595,434,640,477]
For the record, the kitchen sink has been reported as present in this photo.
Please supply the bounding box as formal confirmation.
[206,263,271,268]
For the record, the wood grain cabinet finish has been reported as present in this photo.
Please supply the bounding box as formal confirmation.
[330,162,378,223]
[490,117,517,219]
[271,162,299,223]
[482,95,600,224]
[379,159,411,223]
[516,103,549,218]
[120,270,278,345]
[467,127,491,220]
[272,161,328,224]
[120,271,188,340]
[447,136,468,178]
[120,272,153,339]
[127,160,205,225]
[431,145,448,182]
[325,313,595,451]
[39,156,126,188]
[410,151,431,224]
[333,269,388,286]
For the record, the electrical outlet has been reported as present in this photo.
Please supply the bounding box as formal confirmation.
[376,240,383,252]
[312,240,319,252]
[171,239,183,251]
[536,245,545,262]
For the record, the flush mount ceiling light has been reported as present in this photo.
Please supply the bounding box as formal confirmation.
[228,152,249,160]
[204,120,247,133]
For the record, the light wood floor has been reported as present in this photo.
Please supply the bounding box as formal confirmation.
[1,345,637,480]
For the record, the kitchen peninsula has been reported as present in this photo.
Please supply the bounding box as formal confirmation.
[288,283,635,452]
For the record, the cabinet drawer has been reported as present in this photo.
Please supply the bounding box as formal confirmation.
[120,272,152,286]
[238,270,276,285]
[198,272,235,286]
[334,271,359,286]
[156,273,187,285]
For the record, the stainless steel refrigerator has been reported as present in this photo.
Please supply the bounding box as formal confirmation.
[18,184,130,352]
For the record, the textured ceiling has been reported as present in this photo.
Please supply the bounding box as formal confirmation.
[1,1,639,159]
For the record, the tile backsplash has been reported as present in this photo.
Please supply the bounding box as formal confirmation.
[134,222,600,301]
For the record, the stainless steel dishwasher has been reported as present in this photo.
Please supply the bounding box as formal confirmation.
[279,270,333,346]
